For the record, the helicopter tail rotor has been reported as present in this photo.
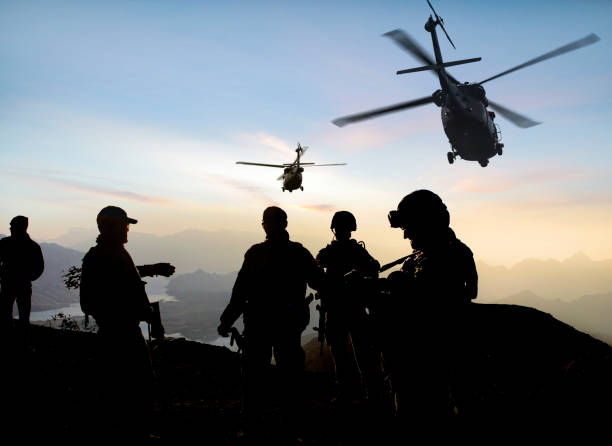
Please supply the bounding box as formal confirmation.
[426,0,456,49]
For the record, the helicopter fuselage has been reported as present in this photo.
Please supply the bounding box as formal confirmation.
[282,167,303,192]
[434,84,500,166]
[427,16,501,166]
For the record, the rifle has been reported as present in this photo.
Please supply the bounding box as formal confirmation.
[379,255,410,274]
[313,292,326,356]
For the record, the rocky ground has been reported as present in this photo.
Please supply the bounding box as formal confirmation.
[4,303,612,443]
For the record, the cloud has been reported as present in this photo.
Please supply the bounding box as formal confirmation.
[2,168,170,204]
[204,172,278,206]
[241,132,295,156]
[319,115,439,153]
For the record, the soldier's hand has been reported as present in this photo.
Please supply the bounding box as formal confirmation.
[217,323,232,338]
[153,263,176,277]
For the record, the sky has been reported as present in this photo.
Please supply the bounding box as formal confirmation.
[1,0,611,267]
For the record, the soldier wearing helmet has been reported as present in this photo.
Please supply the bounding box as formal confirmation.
[387,190,477,304]
[316,211,381,403]
[217,206,324,440]
[385,190,477,422]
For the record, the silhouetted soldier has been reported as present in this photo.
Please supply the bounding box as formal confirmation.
[80,206,174,439]
[316,211,382,404]
[217,206,323,440]
[0,216,44,337]
[385,189,477,424]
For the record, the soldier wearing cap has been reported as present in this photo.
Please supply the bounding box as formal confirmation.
[0,216,44,335]
[385,190,477,422]
[80,205,174,438]
[218,206,324,439]
[316,211,382,403]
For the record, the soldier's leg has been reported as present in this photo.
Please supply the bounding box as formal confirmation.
[0,282,17,333]
[15,283,32,328]
[327,316,359,400]
[349,313,386,402]
[273,330,305,435]
[243,333,273,435]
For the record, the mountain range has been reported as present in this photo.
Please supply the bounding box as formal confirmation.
[3,229,610,345]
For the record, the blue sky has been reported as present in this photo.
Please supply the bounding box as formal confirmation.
[1,0,611,266]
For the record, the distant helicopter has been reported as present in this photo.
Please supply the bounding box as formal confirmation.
[332,0,600,167]
[236,143,346,192]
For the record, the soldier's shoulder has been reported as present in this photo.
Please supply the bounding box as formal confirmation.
[452,237,474,258]
[244,241,267,257]
[316,243,333,257]
[82,245,103,264]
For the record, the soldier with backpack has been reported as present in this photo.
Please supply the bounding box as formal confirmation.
[217,206,324,441]
[316,211,382,404]
[384,190,478,424]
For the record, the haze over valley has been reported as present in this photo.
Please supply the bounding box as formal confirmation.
[12,228,612,345]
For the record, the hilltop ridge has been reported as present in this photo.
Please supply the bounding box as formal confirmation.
[7,302,612,442]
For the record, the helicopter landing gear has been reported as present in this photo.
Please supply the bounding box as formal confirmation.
[479,159,489,167]
[282,187,285,192]
[496,143,504,156]
[447,152,455,164]
[300,186,303,191]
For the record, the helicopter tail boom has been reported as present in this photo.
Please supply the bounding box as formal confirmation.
[397,57,481,75]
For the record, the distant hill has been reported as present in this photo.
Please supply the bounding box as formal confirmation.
[495,290,612,345]
[162,269,238,342]
[477,252,612,301]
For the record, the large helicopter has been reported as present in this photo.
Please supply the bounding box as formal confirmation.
[332,0,600,167]
[236,143,346,192]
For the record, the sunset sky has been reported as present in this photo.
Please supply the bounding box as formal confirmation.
[1,0,611,267]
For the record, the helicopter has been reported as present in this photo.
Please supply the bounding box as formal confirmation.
[332,0,600,167]
[236,143,346,192]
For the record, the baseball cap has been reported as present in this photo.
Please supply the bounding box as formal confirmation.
[97,206,138,224]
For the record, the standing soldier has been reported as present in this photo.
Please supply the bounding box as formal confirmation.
[80,206,174,439]
[0,216,44,337]
[385,189,477,424]
[217,206,323,440]
[316,211,381,404]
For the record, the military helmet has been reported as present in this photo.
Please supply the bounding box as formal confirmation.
[331,211,357,231]
[388,189,449,229]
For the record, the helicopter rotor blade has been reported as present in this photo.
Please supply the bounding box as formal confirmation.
[302,163,347,167]
[479,33,600,85]
[488,100,541,128]
[383,29,461,84]
[426,0,456,49]
[332,96,434,127]
[236,161,285,168]
[383,29,435,66]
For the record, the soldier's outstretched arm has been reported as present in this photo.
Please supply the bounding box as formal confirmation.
[137,263,176,277]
